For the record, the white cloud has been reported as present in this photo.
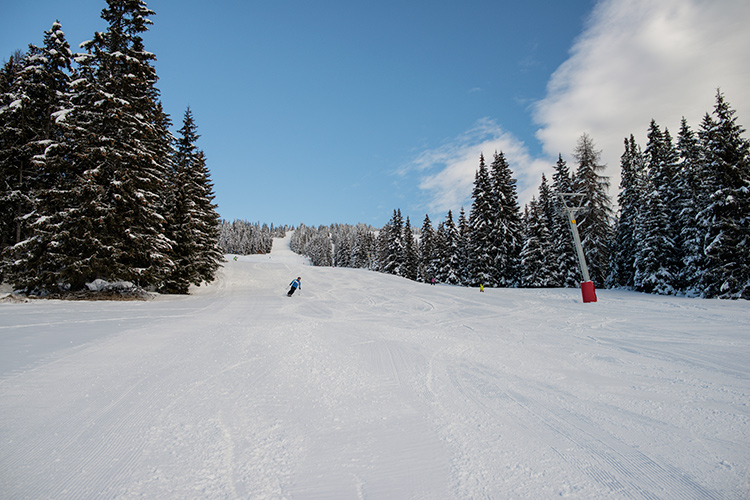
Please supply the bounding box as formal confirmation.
[409,0,750,217]
[403,118,548,215]
[534,0,750,191]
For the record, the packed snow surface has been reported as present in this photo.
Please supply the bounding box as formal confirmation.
[1,233,748,499]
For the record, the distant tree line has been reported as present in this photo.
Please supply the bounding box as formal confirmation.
[290,223,377,268]
[218,221,287,255]
[0,0,222,295]
[291,91,749,300]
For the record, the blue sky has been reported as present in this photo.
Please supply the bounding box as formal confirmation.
[3,0,749,227]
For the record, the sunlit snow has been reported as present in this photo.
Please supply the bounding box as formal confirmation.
[1,233,748,498]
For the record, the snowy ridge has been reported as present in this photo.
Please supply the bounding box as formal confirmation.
[0,233,748,499]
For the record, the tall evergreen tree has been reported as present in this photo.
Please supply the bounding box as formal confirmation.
[0,22,76,291]
[456,207,470,285]
[550,154,580,287]
[160,107,222,293]
[489,151,523,287]
[402,216,418,281]
[418,214,435,282]
[608,135,645,288]
[55,0,174,290]
[536,175,558,285]
[0,24,73,248]
[633,122,678,294]
[467,154,494,286]
[0,54,23,254]
[697,91,750,299]
[351,225,375,269]
[440,210,461,285]
[674,118,706,294]
[520,197,555,287]
[572,134,613,286]
[377,209,404,275]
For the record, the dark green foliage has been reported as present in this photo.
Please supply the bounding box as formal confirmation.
[608,136,645,289]
[160,107,222,294]
[489,151,523,287]
[467,154,494,286]
[697,91,750,299]
[0,2,222,295]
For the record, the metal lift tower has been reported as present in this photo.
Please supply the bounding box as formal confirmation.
[557,192,597,303]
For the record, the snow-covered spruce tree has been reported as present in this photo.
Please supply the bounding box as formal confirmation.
[53,0,174,291]
[550,154,580,287]
[0,22,76,291]
[489,151,523,287]
[402,217,418,281]
[439,210,461,285]
[0,55,22,256]
[457,207,471,285]
[0,49,34,253]
[432,220,448,283]
[417,214,435,282]
[307,228,333,267]
[351,225,375,269]
[528,175,561,287]
[608,135,646,289]
[572,134,613,287]
[160,107,222,293]
[188,150,223,282]
[520,197,556,287]
[467,154,495,287]
[332,226,352,268]
[674,118,706,294]
[377,209,404,275]
[633,122,679,294]
[697,91,750,299]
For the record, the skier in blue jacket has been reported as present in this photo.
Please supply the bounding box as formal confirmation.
[287,277,301,297]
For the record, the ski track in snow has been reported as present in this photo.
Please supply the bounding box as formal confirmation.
[1,232,749,499]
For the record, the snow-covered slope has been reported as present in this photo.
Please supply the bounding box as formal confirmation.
[1,233,748,499]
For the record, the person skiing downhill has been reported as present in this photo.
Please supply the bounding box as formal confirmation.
[287,277,301,297]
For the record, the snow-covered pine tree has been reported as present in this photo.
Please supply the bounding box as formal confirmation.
[467,154,495,287]
[572,134,613,287]
[457,207,470,286]
[377,209,404,275]
[550,154,580,287]
[675,118,706,295]
[608,135,645,289]
[160,107,222,293]
[489,151,523,287]
[520,197,556,287]
[402,216,418,281]
[0,55,22,255]
[189,149,223,283]
[333,228,352,268]
[418,214,435,283]
[535,173,562,287]
[432,220,448,283]
[440,210,461,285]
[0,22,76,292]
[59,0,174,290]
[351,225,375,269]
[697,90,750,299]
[633,122,679,294]
[1,25,74,242]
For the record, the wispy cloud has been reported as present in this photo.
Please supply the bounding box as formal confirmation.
[402,118,548,215]
[410,0,750,216]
